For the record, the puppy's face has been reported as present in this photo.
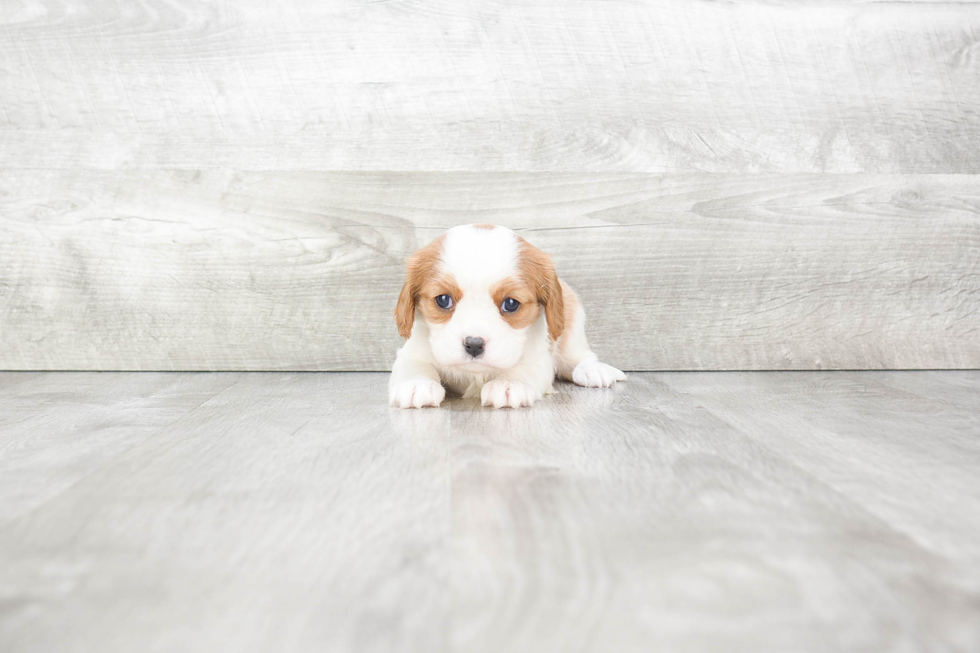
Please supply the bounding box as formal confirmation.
[395,224,565,372]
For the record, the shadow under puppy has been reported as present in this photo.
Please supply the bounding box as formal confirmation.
[390,224,625,408]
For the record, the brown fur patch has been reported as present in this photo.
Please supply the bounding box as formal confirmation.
[489,277,541,330]
[394,235,448,339]
[556,279,580,356]
[516,236,565,341]
[416,271,463,328]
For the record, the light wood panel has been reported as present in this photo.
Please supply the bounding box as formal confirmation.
[660,371,980,568]
[449,372,980,652]
[3,0,979,370]
[1,0,978,172]
[0,371,239,525]
[1,171,977,370]
[0,372,452,653]
[1,371,978,652]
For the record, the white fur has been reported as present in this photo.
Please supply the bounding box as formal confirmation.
[389,225,625,409]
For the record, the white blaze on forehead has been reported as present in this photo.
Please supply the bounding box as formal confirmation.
[439,225,519,288]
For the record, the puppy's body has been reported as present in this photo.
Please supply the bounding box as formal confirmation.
[390,224,624,408]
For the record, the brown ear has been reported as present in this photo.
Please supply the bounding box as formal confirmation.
[394,236,446,339]
[394,278,416,339]
[518,236,565,342]
[543,271,565,342]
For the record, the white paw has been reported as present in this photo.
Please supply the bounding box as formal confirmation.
[481,379,540,409]
[389,377,446,409]
[572,360,626,388]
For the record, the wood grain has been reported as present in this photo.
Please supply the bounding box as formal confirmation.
[1,1,978,172]
[449,372,980,652]
[660,371,980,568]
[1,371,978,652]
[0,373,452,653]
[0,371,239,525]
[1,171,977,370]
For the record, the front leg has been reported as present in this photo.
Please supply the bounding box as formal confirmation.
[389,339,446,409]
[480,343,554,409]
[480,377,542,409]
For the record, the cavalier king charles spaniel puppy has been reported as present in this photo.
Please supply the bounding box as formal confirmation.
[390,224,625,408]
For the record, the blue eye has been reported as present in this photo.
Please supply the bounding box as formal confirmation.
[501,297,521,313]
[435,294,454,309]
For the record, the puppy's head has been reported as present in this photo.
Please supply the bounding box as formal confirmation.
[395,224,564,372]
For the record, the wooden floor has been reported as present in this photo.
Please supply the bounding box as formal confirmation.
[1,371,978,652]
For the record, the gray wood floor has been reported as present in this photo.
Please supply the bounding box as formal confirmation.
[1,371,978,652]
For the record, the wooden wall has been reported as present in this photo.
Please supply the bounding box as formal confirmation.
[1,0,978,371]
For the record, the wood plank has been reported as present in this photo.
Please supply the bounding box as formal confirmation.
[0,372,239,525]
[0,373,451,653]
[448,373,980,652]
[1,371,978,652]
[659,371,980,567]
[0,1,978,172]
[0,372,44,392]
[2,171,978,370]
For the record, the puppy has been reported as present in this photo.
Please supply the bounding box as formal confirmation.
[389,224,625,409]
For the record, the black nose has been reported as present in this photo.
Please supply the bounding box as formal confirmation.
[463,337,485,358]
